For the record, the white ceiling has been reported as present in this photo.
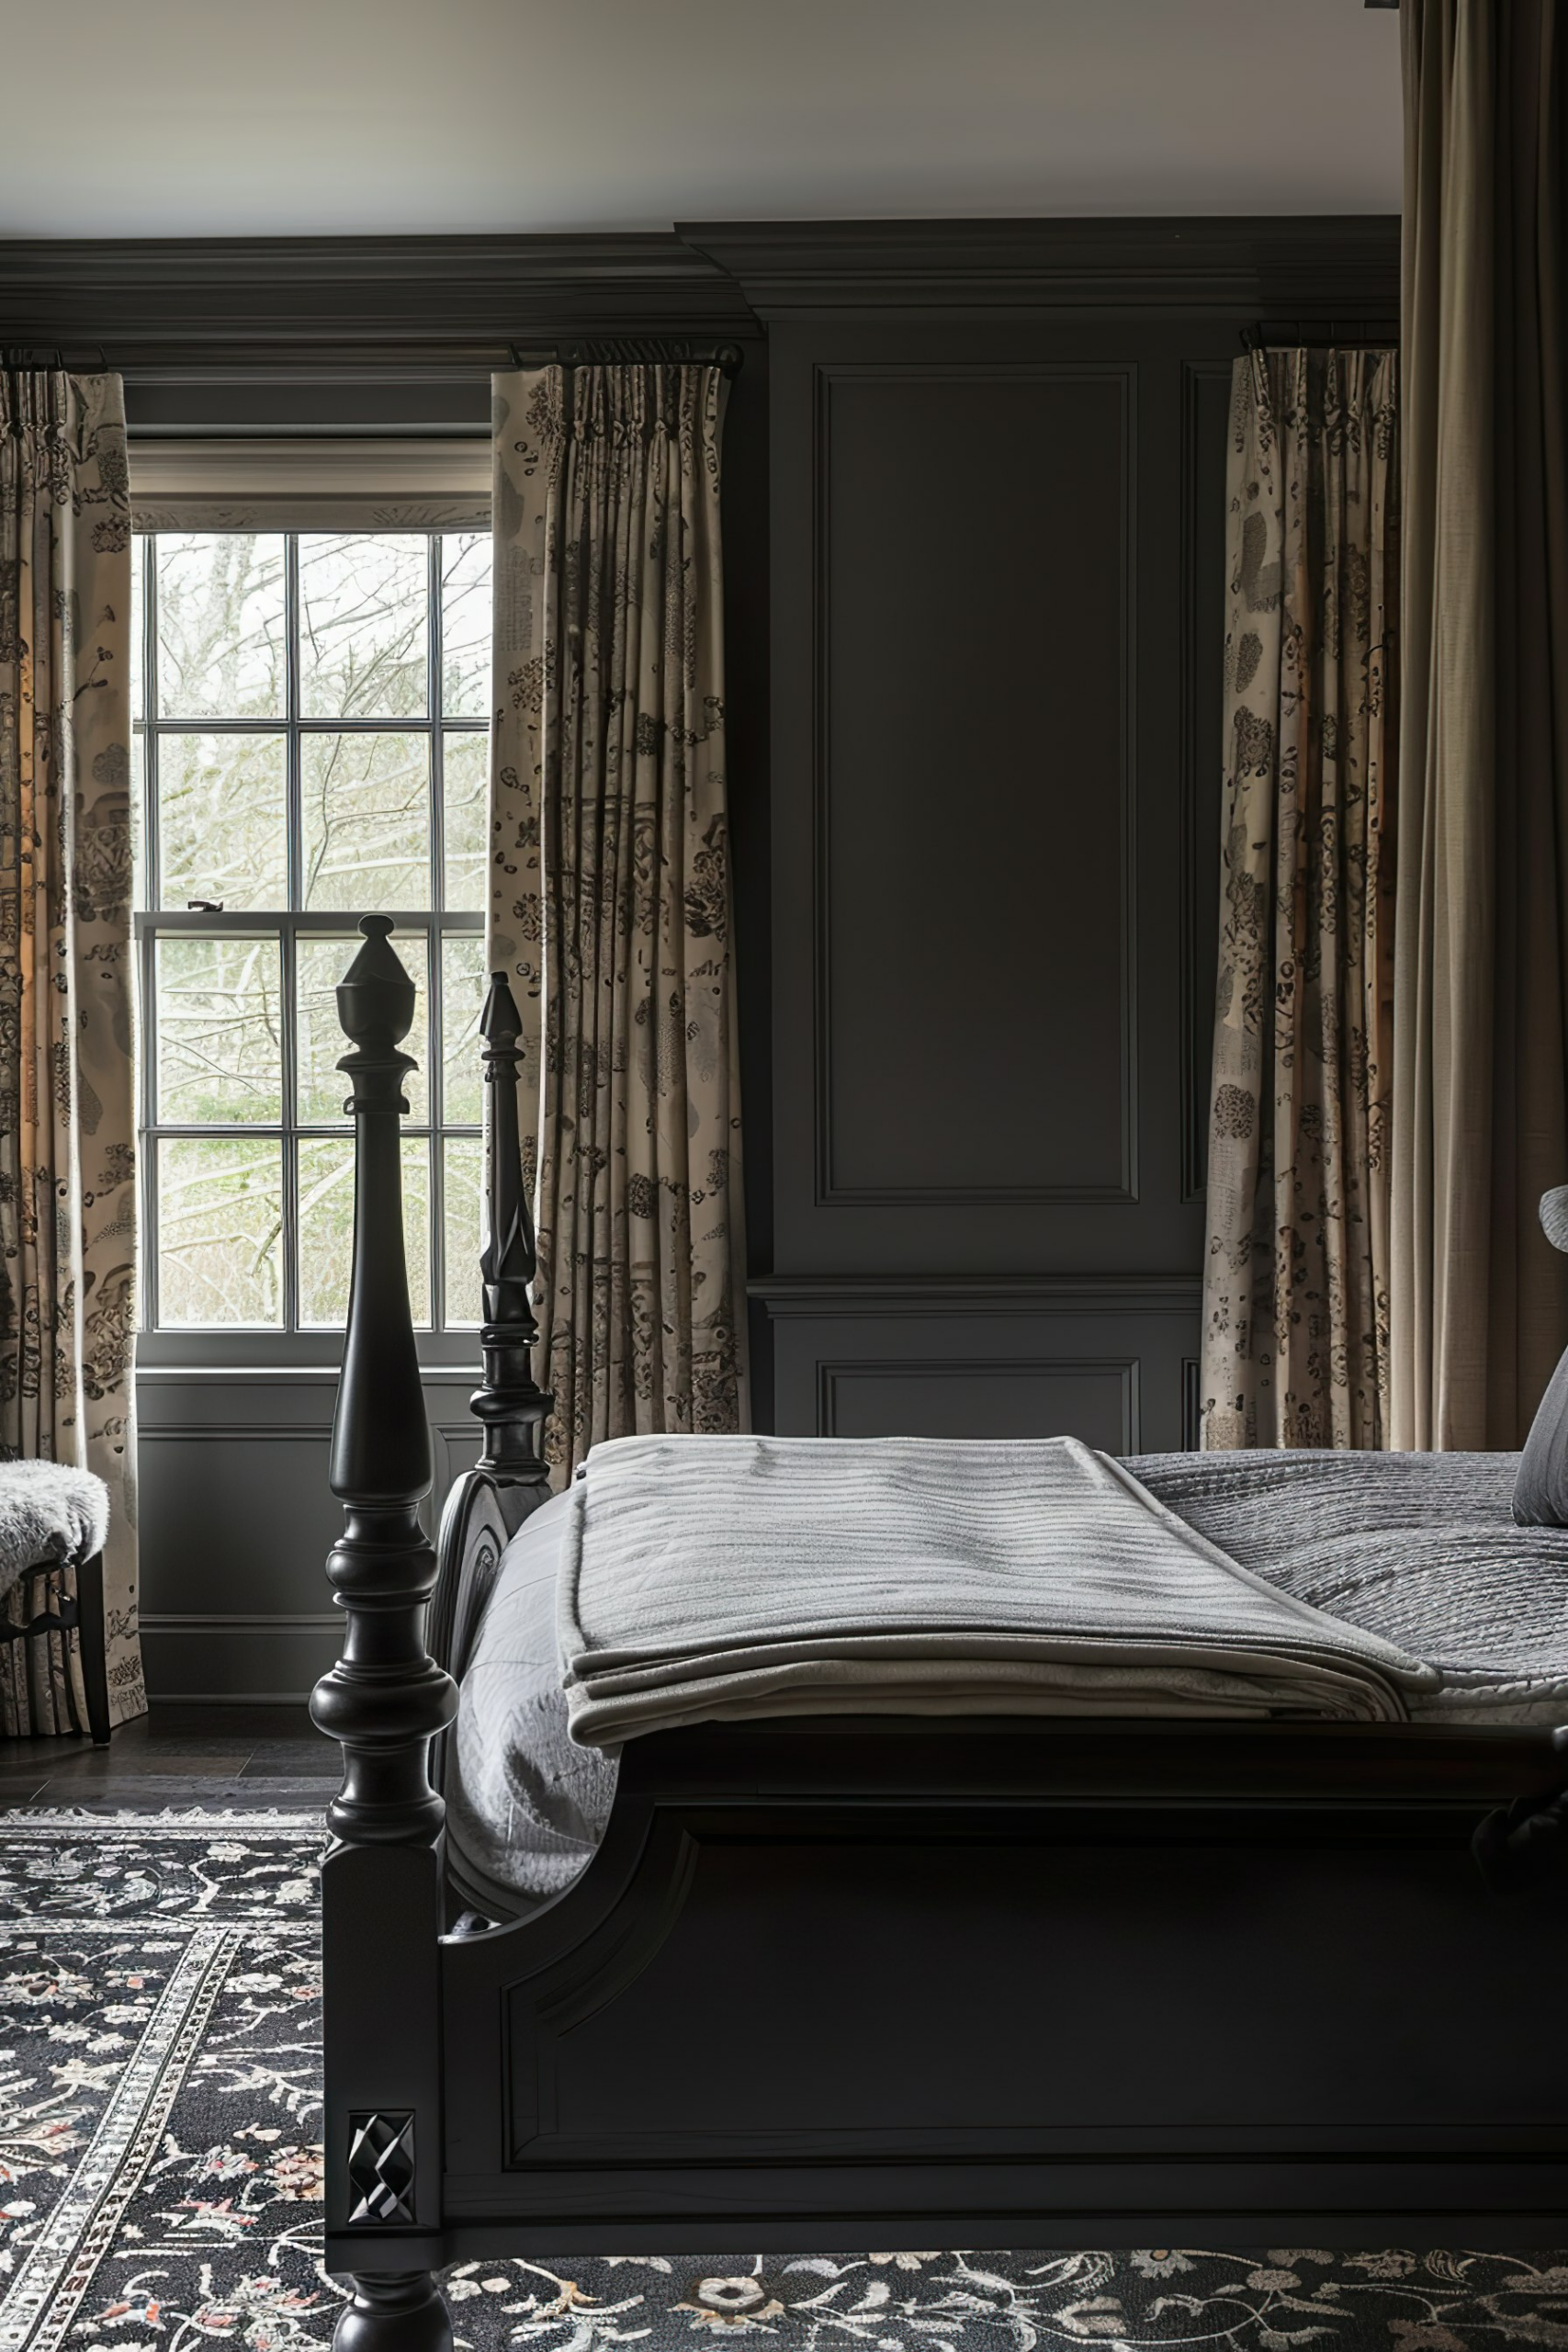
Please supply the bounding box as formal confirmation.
[11,0,1401,240]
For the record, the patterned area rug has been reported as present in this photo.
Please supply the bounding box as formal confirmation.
[3,1813,1568,2352]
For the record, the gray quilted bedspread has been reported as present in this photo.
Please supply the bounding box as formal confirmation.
[1127,1449,1568,1721]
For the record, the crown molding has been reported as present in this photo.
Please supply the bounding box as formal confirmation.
[0,218,1401,376]
[679,215,1402,318]
[0,232,759,370]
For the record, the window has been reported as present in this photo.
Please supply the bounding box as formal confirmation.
[130,530,490,1336]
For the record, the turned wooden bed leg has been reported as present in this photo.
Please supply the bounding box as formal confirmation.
[310,917,457,2352]
[333,2271,454,2352]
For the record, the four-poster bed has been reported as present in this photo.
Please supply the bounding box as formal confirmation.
[312,918,1568,2352]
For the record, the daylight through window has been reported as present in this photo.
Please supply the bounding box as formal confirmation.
[130,530,490,1332]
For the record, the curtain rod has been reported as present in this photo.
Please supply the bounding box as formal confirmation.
[7,339,747,379]
[1242,319,1398,352]
[4,344,109,370]
[507,336,744,375]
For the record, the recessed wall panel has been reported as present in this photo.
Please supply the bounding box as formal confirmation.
[818,364,1133,1205]
[822,1360,1133,1450]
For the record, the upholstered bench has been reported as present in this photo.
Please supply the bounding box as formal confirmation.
[0,1462,111,1745]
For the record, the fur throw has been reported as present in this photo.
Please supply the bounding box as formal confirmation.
[0,1461,110,1596]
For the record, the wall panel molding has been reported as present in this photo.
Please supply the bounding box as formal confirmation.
[753,1275,1201,1317]
[818,1356,1137,1450]
[769,1295,1198,1451]
[811,359,1137,1212]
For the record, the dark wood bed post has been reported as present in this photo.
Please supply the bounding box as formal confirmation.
[427,970,552,1704]
[471,970,551,1492]
[310,917,457,2352]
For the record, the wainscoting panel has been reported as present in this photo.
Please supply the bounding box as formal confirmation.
[761,1281,1201,1453]
[822,1360,1136,1450]
[137,1367,483,1700]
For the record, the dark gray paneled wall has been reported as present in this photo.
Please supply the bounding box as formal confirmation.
[756,319,1238,1444]
[716,223,1397,1443]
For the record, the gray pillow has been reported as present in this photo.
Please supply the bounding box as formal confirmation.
[1516,1346,1568,1523]
[1514,1186,1568,1524]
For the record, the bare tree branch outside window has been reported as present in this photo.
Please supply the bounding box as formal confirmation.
[131,530,489,1332]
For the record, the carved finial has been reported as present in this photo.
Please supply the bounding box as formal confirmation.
[479,964,521,1048]
[337,913,417,1057]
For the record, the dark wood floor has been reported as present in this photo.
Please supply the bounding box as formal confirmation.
[0,1702,337,1812]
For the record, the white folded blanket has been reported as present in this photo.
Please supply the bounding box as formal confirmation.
[558,1434,1438,1746]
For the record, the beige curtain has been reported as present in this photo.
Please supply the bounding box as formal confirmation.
[489,364,747,1476]
[1393,0,1568,1450]
[0,372,143,1733]
[1201,349,1400,1450]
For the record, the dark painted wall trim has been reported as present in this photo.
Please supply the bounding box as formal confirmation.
[751,1276,1203,1317]
[0,218,1400,372]
[681,215,1401,317]
[0,232,756,368]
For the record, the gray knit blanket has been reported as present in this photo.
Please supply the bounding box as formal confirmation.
[0,1461,109,1597]
[558,1434,1437,1745]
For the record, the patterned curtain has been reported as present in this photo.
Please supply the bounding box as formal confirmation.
[0,372,144,1733]
[1200,348,1400,1451]
[1392,0,1568,1449]
[489,364,747,1476]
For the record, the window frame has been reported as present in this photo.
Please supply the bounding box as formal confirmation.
[132,527,489,1369]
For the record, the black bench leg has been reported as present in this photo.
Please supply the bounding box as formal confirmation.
[334,2271,452,2352]
[75,1552,111,1747]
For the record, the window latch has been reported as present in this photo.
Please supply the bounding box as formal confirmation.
[186,899,225,913]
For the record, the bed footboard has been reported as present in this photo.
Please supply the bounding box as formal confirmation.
[429,1715,1568,2257]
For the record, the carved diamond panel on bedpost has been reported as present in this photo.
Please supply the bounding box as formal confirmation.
[310,917,456,2352]
[430,971,553,1704]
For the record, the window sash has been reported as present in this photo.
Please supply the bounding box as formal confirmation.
[131,528,490,1342]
